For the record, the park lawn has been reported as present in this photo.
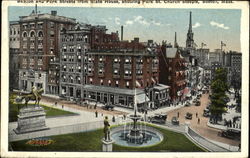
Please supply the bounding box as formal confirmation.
[9,102,77,122]
[10,125,206,152]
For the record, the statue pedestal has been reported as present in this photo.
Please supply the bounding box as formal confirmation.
[14,106,49,134]
[102,139,114,152]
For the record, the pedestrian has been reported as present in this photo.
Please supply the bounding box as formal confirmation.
[62,104,64,109]
[102,113,103,116]
[87,104,89,109]
[55,102,57,107]
[94,102,97,109]
[177,112,179,118]
[198,118,200,124]
[196,112,198,118]
[123,114,126,120]
[95,111,98,118]
[112,116,115,122]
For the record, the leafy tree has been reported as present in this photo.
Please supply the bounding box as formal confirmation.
[210,68,228,124]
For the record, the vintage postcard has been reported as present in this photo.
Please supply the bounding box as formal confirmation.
[1,0,249,158]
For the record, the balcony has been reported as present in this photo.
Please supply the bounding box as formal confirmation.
[38,45,43,49]
[38,37,43,40]
[124,64,132,69]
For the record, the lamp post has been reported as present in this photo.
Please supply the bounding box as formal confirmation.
[144,87,149,111]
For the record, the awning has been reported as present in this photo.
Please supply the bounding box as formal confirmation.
[136,80,141,87]
[136,93,150,104]
[151,77,156,83]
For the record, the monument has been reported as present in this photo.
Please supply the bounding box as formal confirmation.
[14,87,49,134]
[102,116,114,152]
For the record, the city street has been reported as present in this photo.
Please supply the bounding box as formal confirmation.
[165,93,240,146]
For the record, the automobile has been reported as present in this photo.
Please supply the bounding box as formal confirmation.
[185,101,191,107]
[171,116,180,125]
[102,104,114,111]
[203,109,210,117]
[185,112,193,119]
[150,114,167,124]
[195,101,201,106]
[218,128,241,140]
[193,98,198,103]
[197,95,201,99]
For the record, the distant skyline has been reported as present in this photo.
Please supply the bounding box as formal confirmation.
[9,6,241,52]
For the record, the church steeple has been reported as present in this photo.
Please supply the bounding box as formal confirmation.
[186,11,194,48]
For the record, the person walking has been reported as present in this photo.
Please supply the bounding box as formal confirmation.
[62,104,64,109]
[196,112,198,118]
[95,111,98,118]
[177,112,180,118]
[112,116,115,122]
[198,118,200,124]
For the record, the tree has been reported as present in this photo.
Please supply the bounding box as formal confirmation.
[210,68,228,124]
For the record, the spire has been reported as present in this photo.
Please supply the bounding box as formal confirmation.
[189,11,192,32]
[174,32,178,48]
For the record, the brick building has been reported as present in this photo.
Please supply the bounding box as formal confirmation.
[159,47,187,101]
[18,10,76,93]
[83,39,169,109]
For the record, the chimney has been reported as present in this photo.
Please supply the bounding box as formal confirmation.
[35,4,37,14]
[134,37,139,43]
[51,11,57,16]
[121,25,123,41]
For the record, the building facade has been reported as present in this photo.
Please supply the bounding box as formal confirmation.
[18,10,76,93]
[9,21,20,91]
[159,47,187,101]
[59,24,91,101]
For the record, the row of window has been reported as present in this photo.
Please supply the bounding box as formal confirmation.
[22,31,43,38]
[10,29,20,35]
[88,78,130,88]
[61,35,88,43]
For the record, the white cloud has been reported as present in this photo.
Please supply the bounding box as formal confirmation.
[210,21,230,30]
[192,22,201,28]
[134,16,143,22]
[115,17,121,25]
[125,20,133,26]
[152,20,161,26]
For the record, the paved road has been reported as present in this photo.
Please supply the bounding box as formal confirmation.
[165,93,240,146]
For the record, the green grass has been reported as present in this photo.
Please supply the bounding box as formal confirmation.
[9,93,77,122]
[10,125,206,152]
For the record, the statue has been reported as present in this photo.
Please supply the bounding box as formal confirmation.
[16,86,44,107]
[103,116,111,141]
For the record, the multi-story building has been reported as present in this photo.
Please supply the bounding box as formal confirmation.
[59,23,91,101]
[224,51,242,88]
[196,48,210,66]
[9,21,20,91]
[159,47,187,101]
[211,61,222,81]
[18,10,76,93]
[83,39,169,110]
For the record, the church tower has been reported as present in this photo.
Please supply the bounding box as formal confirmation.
[186,12,194,48]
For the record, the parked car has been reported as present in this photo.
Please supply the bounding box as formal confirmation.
[171,116,180,125]
[218,128,241,140]
[185,112,193,119]
[150,114,167,124]
[195,101,201,106]
[193,98,198,103]
[102,104,114,111]
[185,101,191,107]
[203,109,210,117]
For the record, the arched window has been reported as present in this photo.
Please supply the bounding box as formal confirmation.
[30,31,36,37]
[37,31,43,37]
[22,32,28,37]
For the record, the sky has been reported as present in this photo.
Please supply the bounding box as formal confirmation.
[9,6,241,52]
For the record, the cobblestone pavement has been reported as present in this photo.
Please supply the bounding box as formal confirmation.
[165,93,240,146]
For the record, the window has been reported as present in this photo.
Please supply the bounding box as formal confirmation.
[125,57,131,64]
[113,69,119,75]
[126,81,130,88]
[50,22,55,28]
[99,67,104,75]
[38,31,43,37]
[115,81,119,87]
[108,80,111,86]
[100,79,103,85]
[30,31,35,37]
[63,65,67,71]
[22,32,28,38]
[89,78,93,84]
[78,66,81,73]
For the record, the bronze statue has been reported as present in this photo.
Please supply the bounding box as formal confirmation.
[16,87,44,107]
[103,116,111,141]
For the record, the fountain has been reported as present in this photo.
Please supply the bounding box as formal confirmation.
[111,89,163,147]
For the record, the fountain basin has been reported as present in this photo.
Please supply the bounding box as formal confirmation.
[111,124,164,147]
